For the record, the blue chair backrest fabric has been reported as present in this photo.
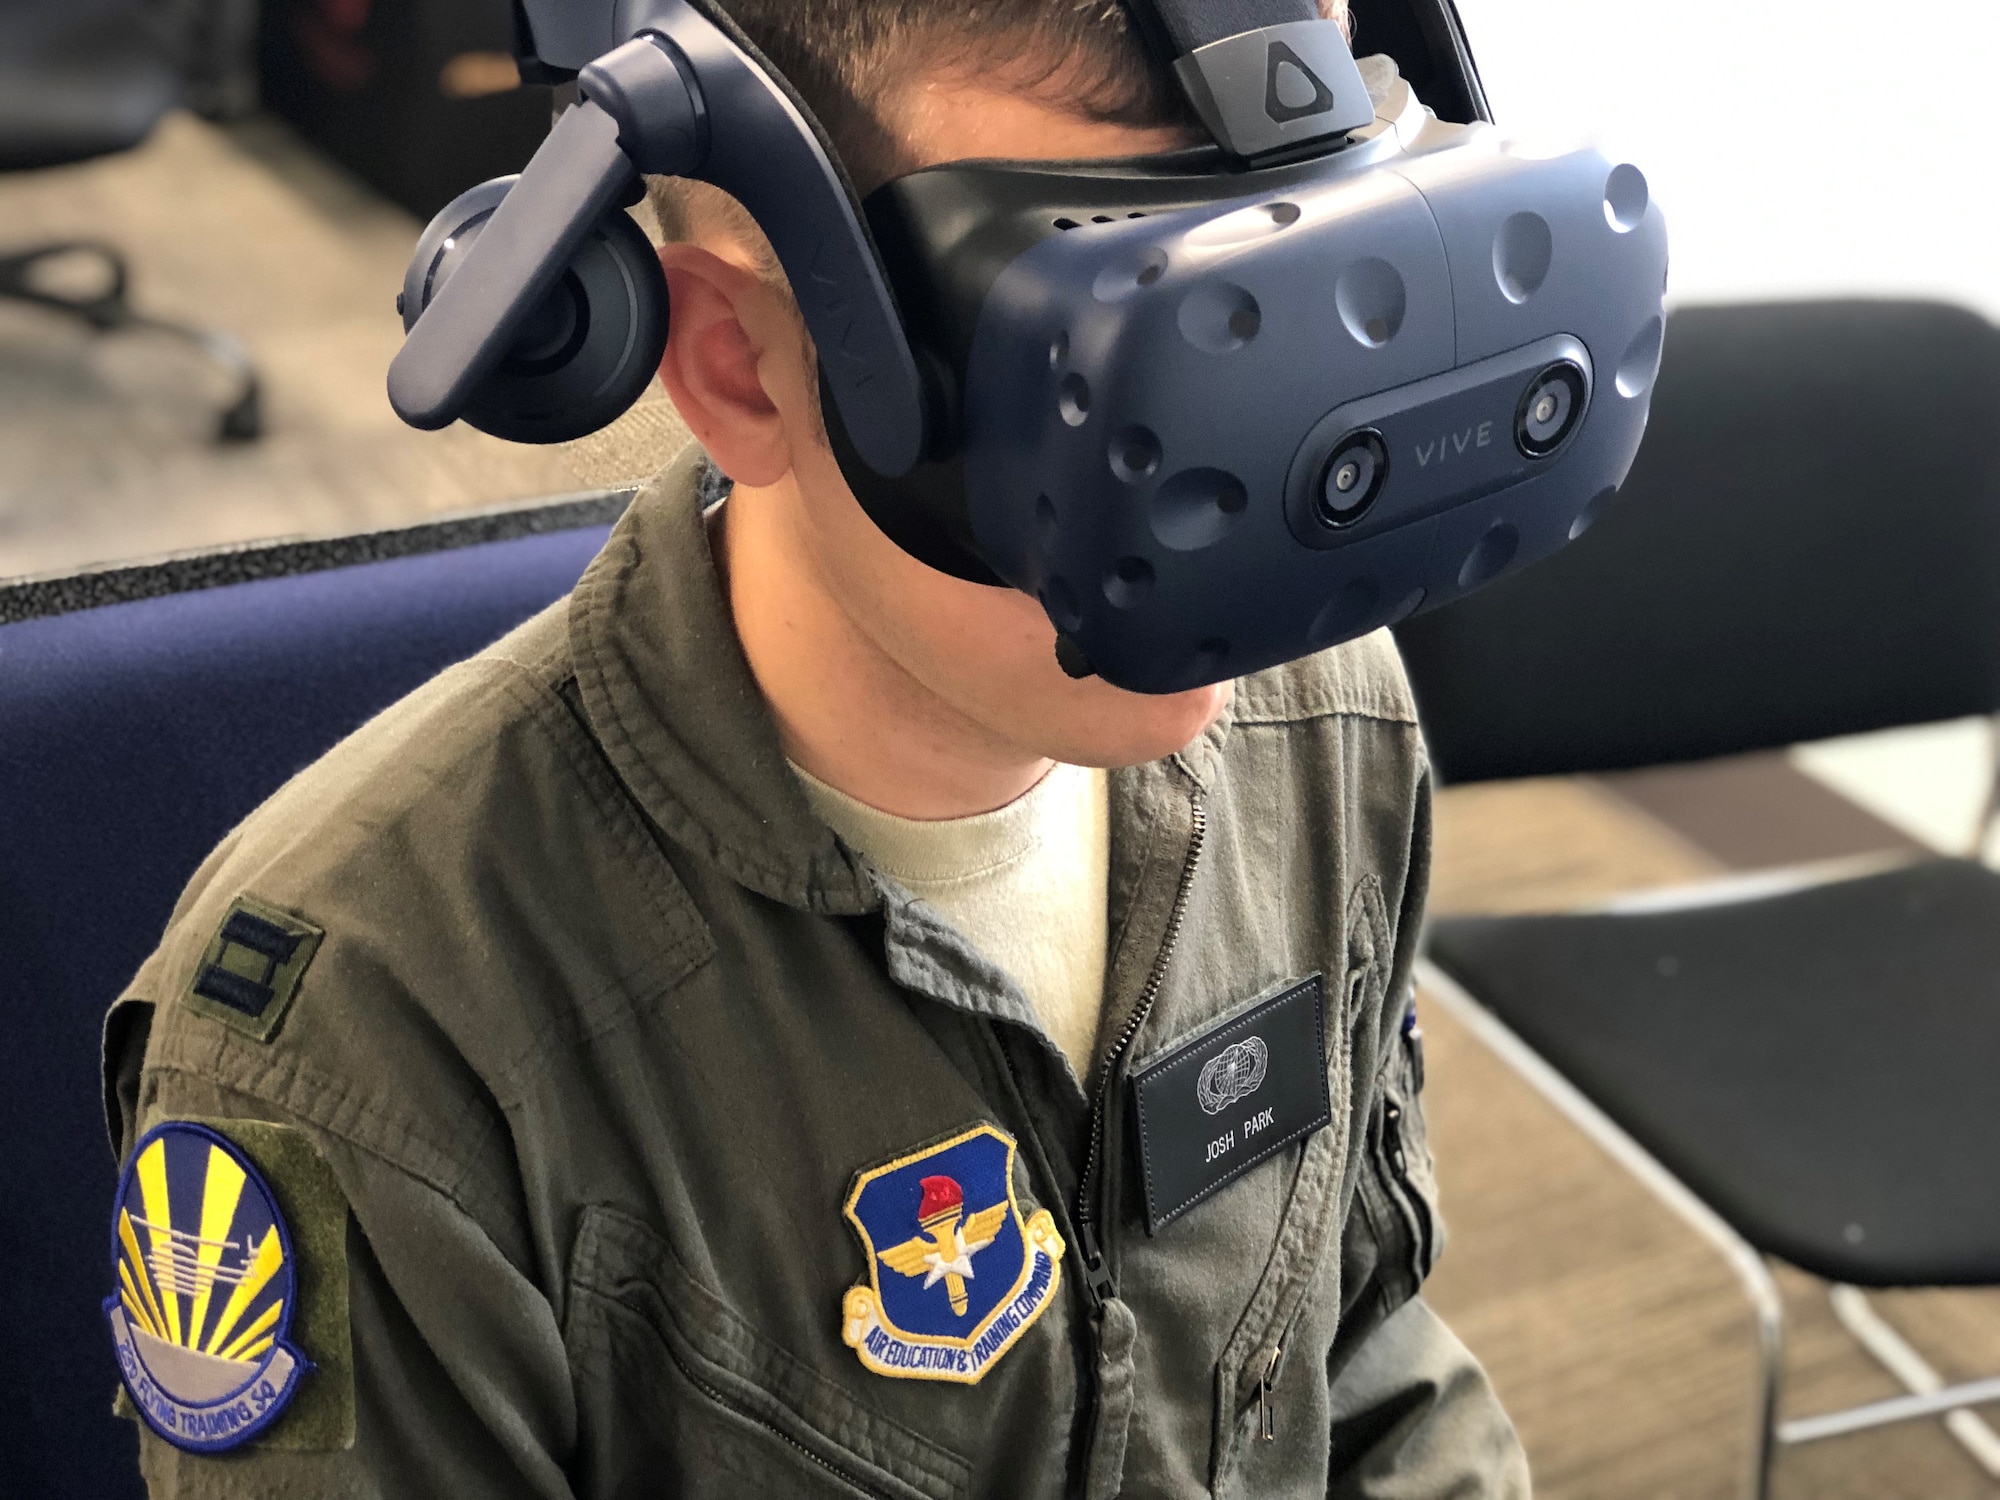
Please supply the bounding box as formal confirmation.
[0,519,612,1499]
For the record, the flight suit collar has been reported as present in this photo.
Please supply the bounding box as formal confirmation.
[877,880,1055,1043]
[569,443,877,915]
[567,440,1239,935]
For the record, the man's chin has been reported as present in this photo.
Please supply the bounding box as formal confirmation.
[1037,679,1234,770]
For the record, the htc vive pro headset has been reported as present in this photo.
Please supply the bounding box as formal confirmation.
[388,0,1667,694]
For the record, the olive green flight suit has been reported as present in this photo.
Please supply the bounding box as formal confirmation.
[104,442,1529,1497]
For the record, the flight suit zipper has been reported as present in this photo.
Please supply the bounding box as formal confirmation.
[1255,1341,1283,1440]
[1074,796,1207,1307]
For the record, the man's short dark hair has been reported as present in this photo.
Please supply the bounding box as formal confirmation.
[722,1,1183,192]
[644,0,1346,403]
[707,0,1348,191]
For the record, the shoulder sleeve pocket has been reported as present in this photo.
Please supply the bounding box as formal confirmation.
[1333,999,1445,1381]
[1376,1008,1442,1281]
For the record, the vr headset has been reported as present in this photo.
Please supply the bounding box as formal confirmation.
[388,0,1666,695]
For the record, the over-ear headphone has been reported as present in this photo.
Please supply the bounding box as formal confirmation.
[398,173,666,443]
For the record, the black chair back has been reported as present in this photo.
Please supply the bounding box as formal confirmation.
[1393,301,2000,783]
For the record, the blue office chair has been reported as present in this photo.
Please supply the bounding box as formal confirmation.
[0,491,628,1499]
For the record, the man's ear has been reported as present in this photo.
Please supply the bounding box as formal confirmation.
[655,242,794,487]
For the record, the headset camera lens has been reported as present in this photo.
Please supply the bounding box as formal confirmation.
[1317,430,1388,528]
[1515,362,1587,457]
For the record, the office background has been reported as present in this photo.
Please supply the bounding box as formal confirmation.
[5,3,2000,1496]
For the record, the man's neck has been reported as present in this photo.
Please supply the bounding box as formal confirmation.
[712,476,1054,820]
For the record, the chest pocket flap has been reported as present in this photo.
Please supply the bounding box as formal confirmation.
[564,1205,970,1500]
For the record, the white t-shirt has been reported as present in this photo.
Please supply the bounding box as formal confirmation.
[792,761,1110,1080]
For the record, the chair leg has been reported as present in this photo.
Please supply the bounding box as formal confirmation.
[1417,959,1786,1500]
[0,241,262,441]
[1824,1286,2000,1477]
[1750,1285,1783,1500]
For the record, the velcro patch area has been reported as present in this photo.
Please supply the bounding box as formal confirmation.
[112,1118,354,1452]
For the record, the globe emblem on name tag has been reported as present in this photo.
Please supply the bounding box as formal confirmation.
[104,1122,310,1452]
[1197,1035,1270,1115]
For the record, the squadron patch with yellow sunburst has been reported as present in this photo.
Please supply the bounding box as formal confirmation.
[840,1122,1063,1384]
[105,1122,311,1452]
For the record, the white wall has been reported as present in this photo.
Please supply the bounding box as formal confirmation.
[1451,0,2000,320]
[1790,719,1997,857]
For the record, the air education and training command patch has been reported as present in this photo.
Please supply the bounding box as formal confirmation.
[106,1122,312,1452]
[841,1123,1063,1384]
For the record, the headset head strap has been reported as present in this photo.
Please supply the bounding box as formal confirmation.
[1122,0,1374,158]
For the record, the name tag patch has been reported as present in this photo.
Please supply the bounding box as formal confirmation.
[1130,975,1330,1233]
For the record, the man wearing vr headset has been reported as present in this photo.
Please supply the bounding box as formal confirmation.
[101,0,1553,1493]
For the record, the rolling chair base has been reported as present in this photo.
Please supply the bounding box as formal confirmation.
[1,240,262,441]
